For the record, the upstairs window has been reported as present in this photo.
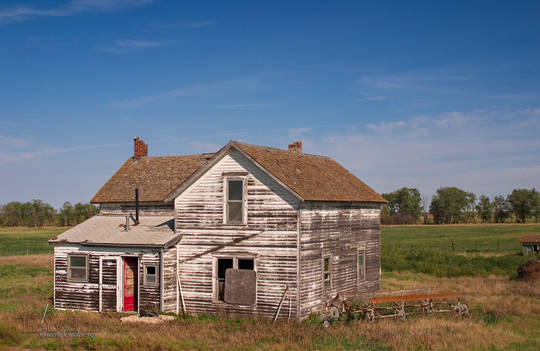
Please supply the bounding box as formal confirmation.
[68,254,88,282]
[226,179,245,224]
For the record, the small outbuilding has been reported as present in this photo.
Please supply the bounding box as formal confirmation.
[520,234,540,255]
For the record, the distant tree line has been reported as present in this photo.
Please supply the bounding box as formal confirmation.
[382,187,540,225]
[0,200,98,227]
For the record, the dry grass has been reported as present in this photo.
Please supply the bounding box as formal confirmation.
[0,254,53,269]
[382,272,540,317]
[1,261,538,350]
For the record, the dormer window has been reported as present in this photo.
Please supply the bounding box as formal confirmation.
[225,178,245,224]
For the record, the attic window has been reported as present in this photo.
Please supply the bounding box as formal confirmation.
[225,178,245,224]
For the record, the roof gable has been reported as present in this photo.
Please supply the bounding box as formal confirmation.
[165,141,387,203]
[232,142,387,203]
[91,154,213,203]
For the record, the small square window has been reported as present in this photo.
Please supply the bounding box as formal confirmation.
[143,264,158,286]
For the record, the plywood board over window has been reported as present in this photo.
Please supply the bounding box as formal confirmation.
[214,257,256,304]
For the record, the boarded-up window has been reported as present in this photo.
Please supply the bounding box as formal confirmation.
[224,269,257,305]
[358,250,366,282]
[226,179,244,224]
[68,254,88,282]
[323,257,331,288]
[143,264,158,286]
[216,257,255,303]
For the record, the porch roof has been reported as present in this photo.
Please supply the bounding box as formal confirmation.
[49,215,179,248]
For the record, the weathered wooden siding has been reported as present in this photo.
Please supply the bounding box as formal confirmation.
[139,251,160,311]
[162,245,178,313]
[99,203,174,216]
[53,245,164,312]
[175,149,300,319]
[298,202,381,319]
[101,259,117,310]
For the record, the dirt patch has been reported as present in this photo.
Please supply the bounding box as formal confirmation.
[517,259,540,281]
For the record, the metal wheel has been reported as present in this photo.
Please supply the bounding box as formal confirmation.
[328,305,340,320]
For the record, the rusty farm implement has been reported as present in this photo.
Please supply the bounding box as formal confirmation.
[320,288,470,323]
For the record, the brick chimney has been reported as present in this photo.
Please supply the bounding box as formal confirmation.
[133,136,148,159]
[288,140,302,154]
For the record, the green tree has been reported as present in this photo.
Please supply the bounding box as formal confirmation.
[507,188,539,223]
[429,187,470,224]
[381,187,422,224]
[476,195,493,223]
[493,195,510,223]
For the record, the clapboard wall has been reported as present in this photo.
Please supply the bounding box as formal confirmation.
[298,202,381,319]
[53,245,163,312]
[175,149,300,319]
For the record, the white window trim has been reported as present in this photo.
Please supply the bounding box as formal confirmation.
[322,256,331,290]
[67,254,89,283]
[223,177,247,225]
[143,263,159,286]
[212,256,257,303]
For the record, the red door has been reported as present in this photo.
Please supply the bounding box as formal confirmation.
[123,258,138,311]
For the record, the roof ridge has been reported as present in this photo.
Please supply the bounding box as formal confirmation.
[231,140,331,159]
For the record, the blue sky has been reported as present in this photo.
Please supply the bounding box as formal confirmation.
[1,0,539,208]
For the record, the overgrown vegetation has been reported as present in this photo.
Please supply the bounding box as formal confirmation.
[0,225,538,350]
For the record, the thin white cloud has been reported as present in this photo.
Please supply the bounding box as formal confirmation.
[0,135,30,148]
[109,95,157,108]
[153,20,214,29]
[0,0,154,24]
[312,108,540,199]
[355,96,385,101]
[97,39,173,53]
[288,127,312,139]
[214,102,278,109]
[108,76,263,108]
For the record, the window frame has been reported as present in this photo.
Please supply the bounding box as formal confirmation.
[223,177,247,225]
[67,254,88,283]
[357,249,366,284]
[143,263,159,286]
[213,256,256,303]
[322,256,331,289]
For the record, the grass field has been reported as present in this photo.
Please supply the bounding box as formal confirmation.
[0,227,66,256]
[0,224,538,350]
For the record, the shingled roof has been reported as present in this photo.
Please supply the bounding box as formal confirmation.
[231,142,387,203]
[91,154,213,203]
[520,233,540,243]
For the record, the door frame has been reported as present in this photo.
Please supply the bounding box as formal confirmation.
[98,256,121,312]
[121,255,139,312]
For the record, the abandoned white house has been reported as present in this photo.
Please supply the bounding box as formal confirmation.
[49,137,387,320]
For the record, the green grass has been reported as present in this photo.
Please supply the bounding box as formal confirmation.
[0,227,66,256]
[381,224,540,277]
